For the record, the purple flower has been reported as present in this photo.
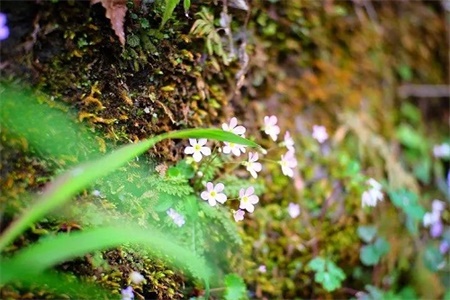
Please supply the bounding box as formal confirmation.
[121,286,134,300]
[440,240,449,254]
[0,13,9,41]
[430,221,443,238]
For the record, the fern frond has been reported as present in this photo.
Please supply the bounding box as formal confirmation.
[200,203,243,247]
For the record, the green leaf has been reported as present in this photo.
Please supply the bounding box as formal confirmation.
[154,192,175,212]
[10,271,117,299]
[360,245,380,266]
[373,237,390,256]
[0,128,259,251]
[327,260,346,281]
[183,0,190,14]
[0,224,213,288]
[403,204,426,221]
[168,160,195,179]
[307,257,326,272]
[357,225,378,243]
[423,245,444,272]
[161,0,181,28]
[396,124,424,151]
[224,273,247,300]
[184,195,199,220]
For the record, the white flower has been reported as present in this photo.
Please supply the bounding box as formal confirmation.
[201,182,227,206]
[423,199,445,227]
[433,143,450,158]
[263,115,280,141]
[283,131,295,151]
[312,125,328,143]
[279,150,297,177]
[361,178,383,207]
[129,271,145,284]
[239,186,259,213]
[288,202,301,218]
[243,152,262,178]
[432,199,445,213]
[121,286,134,300]
[222,117,246,136]
[257,265,267,273]
[233,209,245,222]
[167,208,185,227]
[367,178,382,190]
[423,211,440,227]
[222,141,246,156]
[184,139,211,162]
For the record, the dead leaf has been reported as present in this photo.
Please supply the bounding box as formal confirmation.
[91,0,127,45]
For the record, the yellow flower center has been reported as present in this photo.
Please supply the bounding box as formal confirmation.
[210,191,217,197]
[194,145,201,151]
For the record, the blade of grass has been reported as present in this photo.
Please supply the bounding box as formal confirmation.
[0,128,259,251]
[0,224,213,288]
[4,271,118,299]
[161,0,181,28]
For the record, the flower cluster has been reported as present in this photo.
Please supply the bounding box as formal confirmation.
[167,208,185,227]
[423,199,445,238]
[200,182,260,222]
[361,178,384,207]
[183,115,300,222]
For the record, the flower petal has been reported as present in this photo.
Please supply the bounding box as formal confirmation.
[215,183,224,192]
[208,198,217,206]
[229,117,237,128]
[193,152,202,162]
[184,146,195,154]
[246,186,255,196]
[201,191,209,200]
[201,147,211,156]
[216,193,227,204]
[249,194,259,204]
[234,125,246,135]
[239,188,245,198]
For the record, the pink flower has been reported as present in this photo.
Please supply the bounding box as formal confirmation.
[312,125,328,143]
[263,115,280,141]
[279,150,297,177]
[243,152,262,178]
[239,186,259,213]
[222,117,246,136]
[201,182,227,206]
[233,209,245,222]
[283,131,295,151]
[184,139,211,162]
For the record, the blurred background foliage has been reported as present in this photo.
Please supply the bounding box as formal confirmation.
[0,0,448,299]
